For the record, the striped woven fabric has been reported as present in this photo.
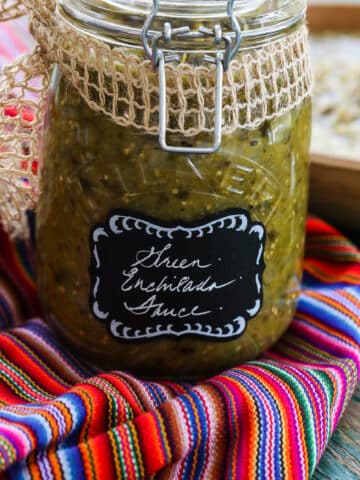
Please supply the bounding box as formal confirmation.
[0,18,360,480]
[0,16,34,65]
[0,217,358,479]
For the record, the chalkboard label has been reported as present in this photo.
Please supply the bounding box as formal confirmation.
[89,209,266,341]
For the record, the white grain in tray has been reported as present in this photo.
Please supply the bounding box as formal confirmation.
[311,34,360,160]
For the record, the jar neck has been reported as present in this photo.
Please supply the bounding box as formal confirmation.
[58,0,307,50]
[62,1,270,18]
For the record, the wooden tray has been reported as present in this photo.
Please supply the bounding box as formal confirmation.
[308,4,360,231]
[308,4,360,31]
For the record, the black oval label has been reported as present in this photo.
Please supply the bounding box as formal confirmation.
[89,209,266,342]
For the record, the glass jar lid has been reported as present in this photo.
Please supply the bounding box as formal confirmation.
[59,0,307,49]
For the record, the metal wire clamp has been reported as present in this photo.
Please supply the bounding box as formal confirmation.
[141,0,242,154]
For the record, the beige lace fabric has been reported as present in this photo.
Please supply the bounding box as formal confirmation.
[0,0,313,237]
[0,0,25,21]
[0,48,49,237]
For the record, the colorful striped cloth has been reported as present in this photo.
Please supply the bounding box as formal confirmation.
[0,218,358,479]
[0,16,34,65]
[1,16,360,480]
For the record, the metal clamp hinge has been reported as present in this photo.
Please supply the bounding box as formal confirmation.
[142,0,242,154]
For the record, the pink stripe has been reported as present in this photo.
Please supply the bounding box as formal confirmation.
[266,346,352,433]
[246,368,307,480]
[1,21,29,54]
[279,366,326,458]
[0,18,34,64]
[291,320,360,369]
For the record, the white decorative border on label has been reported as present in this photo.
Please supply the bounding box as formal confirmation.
[90,211,265,341]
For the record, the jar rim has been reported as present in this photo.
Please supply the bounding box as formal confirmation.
[59,0,307,50]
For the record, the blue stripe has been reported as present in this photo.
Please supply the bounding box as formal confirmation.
[232,369,283,479]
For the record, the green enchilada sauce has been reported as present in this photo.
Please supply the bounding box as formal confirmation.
[37,73,311,379]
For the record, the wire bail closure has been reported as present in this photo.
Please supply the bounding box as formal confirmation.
[142,0,242,154]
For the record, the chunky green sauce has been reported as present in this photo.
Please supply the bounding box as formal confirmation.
[37,71,311,379]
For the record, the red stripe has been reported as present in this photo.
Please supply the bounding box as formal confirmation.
[135,412,168,475]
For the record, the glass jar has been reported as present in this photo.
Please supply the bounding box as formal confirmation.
[37,0,312,379]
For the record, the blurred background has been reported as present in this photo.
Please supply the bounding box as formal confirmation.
[308,0,360,236]
[0,1,360,235]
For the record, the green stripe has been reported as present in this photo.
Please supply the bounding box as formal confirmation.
[257,362,319,474]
